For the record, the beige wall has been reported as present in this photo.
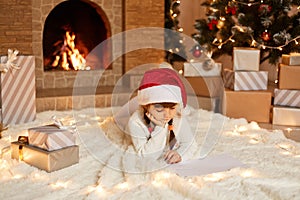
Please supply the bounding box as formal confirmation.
[179,0,206,37]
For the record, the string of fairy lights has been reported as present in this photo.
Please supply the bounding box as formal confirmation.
[208,0,300,51]
[212,25,300,50]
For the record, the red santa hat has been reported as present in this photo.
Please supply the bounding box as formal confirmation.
[137,68,187,107]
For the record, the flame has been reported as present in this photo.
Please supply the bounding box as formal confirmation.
[51,31,89,70]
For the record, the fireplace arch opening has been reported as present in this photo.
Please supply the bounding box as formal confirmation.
[43,0,112,71]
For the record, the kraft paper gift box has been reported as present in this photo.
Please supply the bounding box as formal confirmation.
[0,55,36,125]
[185,76,223,97]
[272,106,300,126]
[197,96,220,113]
[273,88,300,108]
[278,64,300,89]
[281,53,300,65]
[11,141,79,172]
[184,62,222,77]
[222,69,268,91]
[222,90,272,123]
[187,95,220,112]
[233,47,260,71]
[28,124,76,151]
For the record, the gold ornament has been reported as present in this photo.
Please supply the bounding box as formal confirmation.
[217,20,225,29]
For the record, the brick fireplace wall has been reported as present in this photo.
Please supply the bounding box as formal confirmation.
[0,0,165,90]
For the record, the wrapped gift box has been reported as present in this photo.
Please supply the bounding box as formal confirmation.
[282,53,300,65]
[233,47,260,71]
[0,55,36,125]
[222,90,272,123]
[272,106,300,126]
[11,141,79,172]
[185,76,223,97]
[223,69,268,91]
[278,64,300,89]
[184,62,222,77]
[274,88,300,108]
[28,124,76,151]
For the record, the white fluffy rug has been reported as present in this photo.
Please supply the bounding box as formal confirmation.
[0,107,300,200]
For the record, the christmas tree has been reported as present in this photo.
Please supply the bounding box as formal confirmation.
[165,0,187,64]
[192,0,300,64]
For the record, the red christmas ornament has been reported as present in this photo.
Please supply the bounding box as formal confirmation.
[192,47,202,58]
[259,4,272,14]
[261,31,271,41]
[226,6,237,15]
[208,19,218,30]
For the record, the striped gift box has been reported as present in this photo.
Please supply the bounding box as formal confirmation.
[28,124,76,151]
[274,88,300,108]
[223,69,268,91]
[0,55,36,125]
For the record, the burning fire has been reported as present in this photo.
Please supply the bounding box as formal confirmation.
[51,31,90,70]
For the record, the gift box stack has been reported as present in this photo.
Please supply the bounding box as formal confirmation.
[272,53,300,126]
[0,49,36,125]
[11,124,79,172]
[222,47,272,123]
[183,59,223,112]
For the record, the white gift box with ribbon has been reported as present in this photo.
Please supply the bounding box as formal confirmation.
[233,47,260,71]
[184,61,222,77]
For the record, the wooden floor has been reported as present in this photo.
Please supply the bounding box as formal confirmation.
[259,123,300,142]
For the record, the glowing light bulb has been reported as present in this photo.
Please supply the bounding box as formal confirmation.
[117,182,129,190]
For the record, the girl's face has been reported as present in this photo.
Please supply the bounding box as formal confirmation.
[147,103,178,123]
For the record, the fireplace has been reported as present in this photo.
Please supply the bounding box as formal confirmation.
[43,0,112,71]
[28,0,125,89]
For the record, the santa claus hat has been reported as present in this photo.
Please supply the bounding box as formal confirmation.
[137,68,187,107]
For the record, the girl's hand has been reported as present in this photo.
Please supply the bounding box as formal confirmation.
[146,112,167,127]
[164,150,181,164]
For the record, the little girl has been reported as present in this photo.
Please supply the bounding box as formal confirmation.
[127,68,195,164]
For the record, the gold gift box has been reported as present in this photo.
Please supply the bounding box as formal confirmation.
[11,142,79,172]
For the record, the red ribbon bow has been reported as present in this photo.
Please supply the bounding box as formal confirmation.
[208,19,218,30]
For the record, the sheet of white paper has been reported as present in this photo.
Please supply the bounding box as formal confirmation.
[167,153,245,177]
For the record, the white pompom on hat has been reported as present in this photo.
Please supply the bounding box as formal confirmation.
[137,67,187,107]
